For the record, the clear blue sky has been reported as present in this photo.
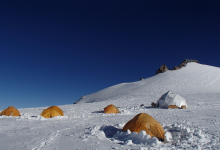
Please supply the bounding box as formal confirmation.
[0,0,219,110]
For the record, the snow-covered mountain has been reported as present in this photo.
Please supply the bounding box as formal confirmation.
[76,62,220,104]
[1,62,220,150]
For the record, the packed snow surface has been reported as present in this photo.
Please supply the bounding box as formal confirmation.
[1,63,220,149]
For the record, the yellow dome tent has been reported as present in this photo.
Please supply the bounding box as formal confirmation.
[122,113,165,140]
[103,104,119,114]
[41,106,64,118]
[0,106,21,116]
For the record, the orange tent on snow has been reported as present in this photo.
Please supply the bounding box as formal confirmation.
[0,106,21,116]
[41,106,64,118]
[103,104,119,114]
[122,113,165,140]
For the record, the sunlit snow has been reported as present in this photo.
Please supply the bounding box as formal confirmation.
[0,63,220,149]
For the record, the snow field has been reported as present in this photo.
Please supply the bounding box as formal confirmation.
[1,93,219,150]
[1,63,220,149]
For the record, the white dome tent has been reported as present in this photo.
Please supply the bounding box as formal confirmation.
[157,90,187,109]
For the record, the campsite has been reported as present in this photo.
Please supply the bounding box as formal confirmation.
[1,0,220,149]
[0,62,220,149]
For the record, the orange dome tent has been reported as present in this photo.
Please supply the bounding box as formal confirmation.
[0,106,21,116]
[41,106,64,118]
[122,113,165,140]
[103,104,119,114]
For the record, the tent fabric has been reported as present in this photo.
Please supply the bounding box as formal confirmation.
[122,113,165,140]
[41,106,64,118]
[0,106,21,116]
[157,90,187,108]
[103,104,119,114]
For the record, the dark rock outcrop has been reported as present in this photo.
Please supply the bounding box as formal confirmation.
[183,59,198,63]
[178,62,187,69]
[172,66,179,70]
[156,59,198,75]
[156,64,168,74]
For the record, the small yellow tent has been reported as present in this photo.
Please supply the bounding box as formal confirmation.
[41,106,64,118]
[103,104,119,114]
[122,113,165,140]
[0,106,21,116]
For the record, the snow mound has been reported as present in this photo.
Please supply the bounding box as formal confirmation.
[16,113,68,121]
[163,122,220,149]
[83,123,220,149]
[85,125,161,147]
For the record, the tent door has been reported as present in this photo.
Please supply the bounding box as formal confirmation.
[10,112,13,116]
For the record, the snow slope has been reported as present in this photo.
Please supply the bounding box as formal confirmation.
[0,63,220,150]
[76,63,220,104]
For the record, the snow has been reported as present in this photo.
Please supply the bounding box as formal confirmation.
[1,62,220,149]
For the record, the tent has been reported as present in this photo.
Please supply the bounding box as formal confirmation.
[103,104,119,114]
[156,90,187,109]
[0,106,21,116]
[41,106,64,118]
[122,113,165,140]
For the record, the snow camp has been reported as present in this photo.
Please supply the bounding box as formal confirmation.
[1,0,220,149]
[0,62,220,149]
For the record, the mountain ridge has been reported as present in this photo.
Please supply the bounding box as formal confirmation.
[76,63,220,104]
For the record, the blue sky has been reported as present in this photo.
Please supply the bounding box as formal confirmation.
[0,0,220,110]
